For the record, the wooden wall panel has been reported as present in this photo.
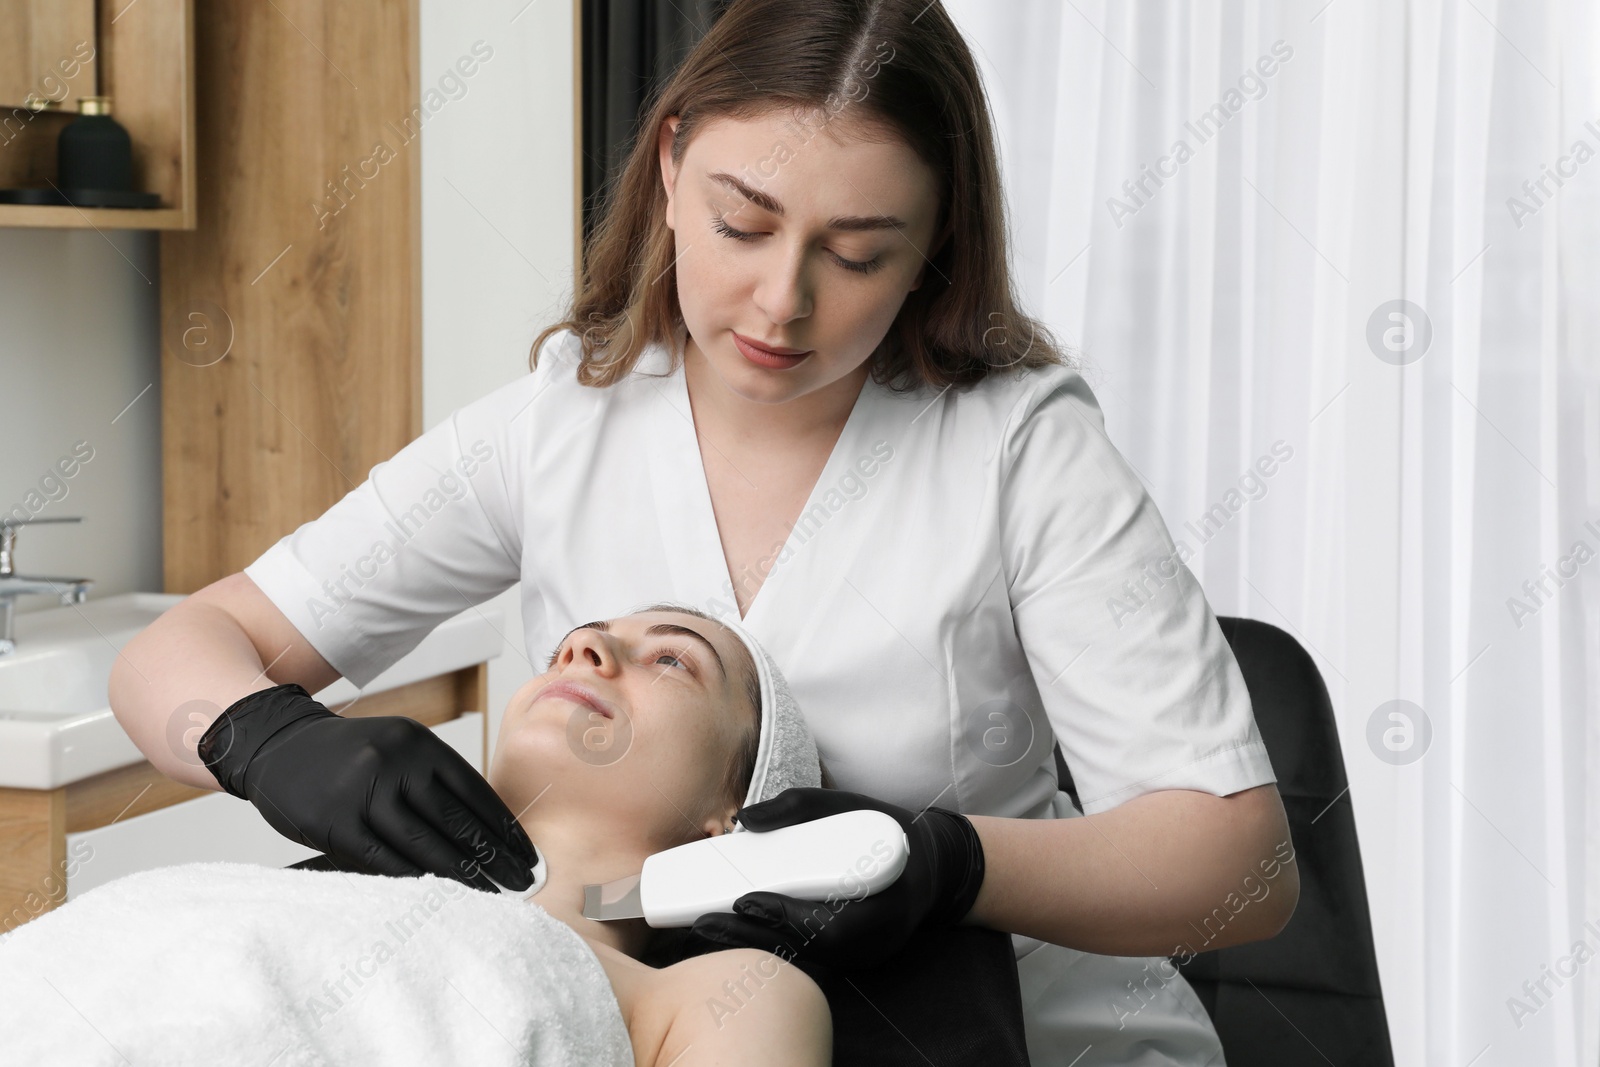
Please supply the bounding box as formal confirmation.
[0,0,98,111]
[98,0,196,222]
[160,0,421,590]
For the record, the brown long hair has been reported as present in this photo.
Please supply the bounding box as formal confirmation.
[531,0,1073,393]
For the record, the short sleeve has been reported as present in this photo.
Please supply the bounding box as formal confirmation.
[998,365,1277,816]
[243,330,576,689]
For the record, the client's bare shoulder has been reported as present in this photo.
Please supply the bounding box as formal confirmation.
[582,935,832,1067]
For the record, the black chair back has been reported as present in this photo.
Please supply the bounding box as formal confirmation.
[1053,615,1394,1066]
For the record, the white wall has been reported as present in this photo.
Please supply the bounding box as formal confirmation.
[0,229,163,603]
[420,0,576,755]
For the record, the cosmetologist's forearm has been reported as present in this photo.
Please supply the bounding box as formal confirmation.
[960,784,1299,958]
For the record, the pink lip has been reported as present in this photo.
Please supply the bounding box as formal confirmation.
[733,331,811,357]
[534,681,614,719]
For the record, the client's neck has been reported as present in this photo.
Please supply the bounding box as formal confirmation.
[513,809,682,960]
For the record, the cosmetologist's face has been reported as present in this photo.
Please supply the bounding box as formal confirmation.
[658,108,943,408]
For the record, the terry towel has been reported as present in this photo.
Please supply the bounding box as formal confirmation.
[0,861,635,1067]
[696,608,823,808]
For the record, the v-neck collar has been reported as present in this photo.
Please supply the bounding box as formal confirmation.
[640,326,877,630]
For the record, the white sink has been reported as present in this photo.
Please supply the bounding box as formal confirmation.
[0,592,505,789]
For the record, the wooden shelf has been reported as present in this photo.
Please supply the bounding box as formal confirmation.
[0,0,195,230]
[0,204,188,229]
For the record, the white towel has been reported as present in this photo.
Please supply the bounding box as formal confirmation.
[0,861,635,1067]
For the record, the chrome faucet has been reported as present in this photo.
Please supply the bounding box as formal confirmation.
[0,517,94,656]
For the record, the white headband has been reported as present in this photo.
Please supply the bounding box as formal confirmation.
[697,611,822,808]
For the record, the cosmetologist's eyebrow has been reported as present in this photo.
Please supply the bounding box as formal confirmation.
[551,619,727,683]
[706,171,907,233]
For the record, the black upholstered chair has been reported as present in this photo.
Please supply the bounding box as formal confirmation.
[1052,615,1395,1066]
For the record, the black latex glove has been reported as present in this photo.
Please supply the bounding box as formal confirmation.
[197,682,539,893]
[689,787,987,970]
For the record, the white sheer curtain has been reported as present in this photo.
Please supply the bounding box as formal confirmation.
[943,1,1600,1065]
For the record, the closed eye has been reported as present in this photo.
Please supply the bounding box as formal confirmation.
[710,214,885,275]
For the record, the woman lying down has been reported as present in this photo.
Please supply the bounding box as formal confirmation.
[0,604,835,1067]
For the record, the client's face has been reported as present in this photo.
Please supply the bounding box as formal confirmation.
[489,610,758,850]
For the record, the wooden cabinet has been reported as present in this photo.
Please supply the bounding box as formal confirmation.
[0,0,195,229]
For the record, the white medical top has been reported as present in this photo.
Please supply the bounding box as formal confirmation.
[246,321,1275,819]
[244,324,1277,1060]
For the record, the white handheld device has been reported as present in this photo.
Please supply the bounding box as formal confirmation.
[581,808,910,928]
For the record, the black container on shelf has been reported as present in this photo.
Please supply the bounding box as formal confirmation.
[58,96,133,191]
[0,94,161,208]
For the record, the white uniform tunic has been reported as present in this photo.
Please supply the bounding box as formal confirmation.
[244,324,1277,1066]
